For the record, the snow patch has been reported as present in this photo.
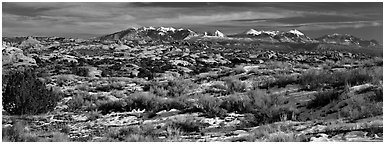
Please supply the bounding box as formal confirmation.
[214,30,225,37]
[288,29,304,36]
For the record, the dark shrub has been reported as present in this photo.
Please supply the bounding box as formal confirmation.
[167,118,208,133]
[72,66,90,77]
[98,100,127,115]
[3,69,61,115]
[307,90,341,109]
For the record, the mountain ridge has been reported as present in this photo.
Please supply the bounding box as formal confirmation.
[96,26,379,48]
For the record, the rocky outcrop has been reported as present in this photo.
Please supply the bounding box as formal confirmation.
[2,45,37,67]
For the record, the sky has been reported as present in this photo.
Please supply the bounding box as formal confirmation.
[2,2,383,43]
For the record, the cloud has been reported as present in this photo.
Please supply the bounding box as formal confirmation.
[146,10,303,26]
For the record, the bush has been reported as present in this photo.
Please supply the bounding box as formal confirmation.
[299,70,329,90]
[104,126,160,142]
[244,90,293,125]
[224,77,246,93]
[196,94,227,118]
[166,118,207,133]
[3,69,62,115]
[149,79,197,97]
[97,92,192,115]
[266,132,303,142]
[95,82,125,92]
[67,92,96,112]
[340,93,383,120]
[220,93,253,113]
[2,121,38,142]
[300,68,376,91]
[72,66,90,77]
[307,90,341,108]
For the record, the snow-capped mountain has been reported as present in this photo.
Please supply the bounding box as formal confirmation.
[99,26,198,42]
[316,33,379,47]
[277,29,315,43]
[287,29,304,36]
[214,30,225,37]
[230,29,314,43]
[245,29,279,36]
[98,27,379,47]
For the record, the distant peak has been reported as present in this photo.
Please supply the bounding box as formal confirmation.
[245,29,279,36]
[157,27,176,32]
[214,30,225,37]
[245,29,261,35]
[287,29,304,36]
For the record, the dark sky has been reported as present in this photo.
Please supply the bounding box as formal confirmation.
[2,2,383,43]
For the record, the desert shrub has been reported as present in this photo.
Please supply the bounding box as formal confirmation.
[161,98,190,111]
[300,68,375,90]
[123,134,159,142]
[166,118,206,133]
[269,105,299,122]
[164,126,184,142]
[166,79,197,97]
[196,94,227,118]
[224,77,246,93]
[105,126,160,142]
[238,113,263,128]
[233,65,246,74]
[245,125,306,142]
[2,121,38,142]
[97,92,191,114]
[266,132,303,142]
[149,82,168,97]
[307,90,341,109]
[95,82,125,92]
[340,93,383,120]
[86,110,102,121]
[124,92,163,112]
[3,69,62,115]
[56,75,75,86]
[245,90,293,124]
[299,70,329,90]
[149,79,197,97]
[97,100,127,114]
[75,84,90,91]
[72,66,90,77]
[66,92,96,111]
[265,74,299,88]
[293,63,310,69]
[45,132,70,142]
[342,68,372,86]
[264,61,291,70]
[247,89,276,110]
[372,88,383,102]
[220,93,253,113]
[273,75,297,88]
[1,120,71,142]
[110,90,127,99]
[361,57,383,67]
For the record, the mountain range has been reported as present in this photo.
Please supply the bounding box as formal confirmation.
[98,27,380,48]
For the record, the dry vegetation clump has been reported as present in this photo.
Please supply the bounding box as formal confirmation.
[3,69,62,115]
[224,77,246,93]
